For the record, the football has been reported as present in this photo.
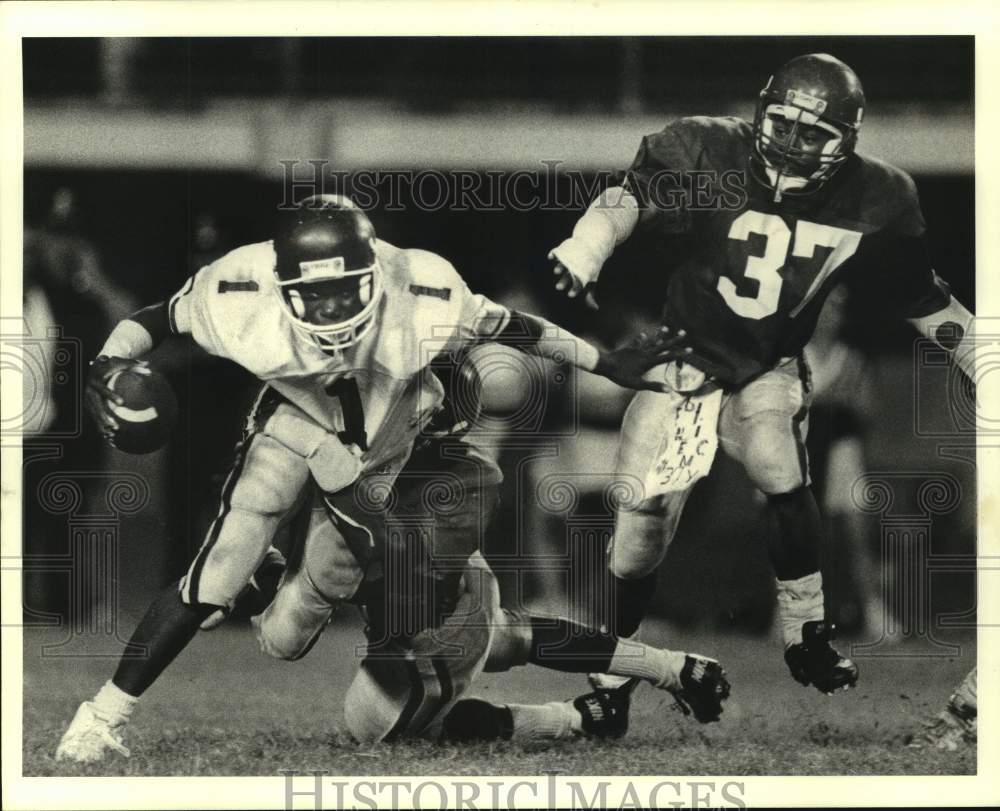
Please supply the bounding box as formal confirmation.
[106,365,178,454]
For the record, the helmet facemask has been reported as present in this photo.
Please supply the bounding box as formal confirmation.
[751,86,862,202]
[275,255,384,352]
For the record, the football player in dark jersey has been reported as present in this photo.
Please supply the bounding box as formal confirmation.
[549,53,976,695]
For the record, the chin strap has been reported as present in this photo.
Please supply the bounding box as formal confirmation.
[764,166,810,203]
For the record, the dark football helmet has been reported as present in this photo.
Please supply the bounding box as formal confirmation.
[750,53,865,201]
[273,194,384,350]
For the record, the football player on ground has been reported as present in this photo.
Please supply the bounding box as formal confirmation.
[250,357,729,744]
[548,54,976,695]
[910,668,977,751]
[56,195,699,763]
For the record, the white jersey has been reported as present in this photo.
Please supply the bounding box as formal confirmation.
[168,239,511,469]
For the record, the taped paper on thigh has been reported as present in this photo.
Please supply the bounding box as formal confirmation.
[624,385,724,498]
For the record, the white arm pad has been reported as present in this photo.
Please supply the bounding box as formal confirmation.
[907,296,976,382]
[99,319,155,359]
[549,186,640,286]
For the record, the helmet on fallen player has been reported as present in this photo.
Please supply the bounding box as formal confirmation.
[273,194,384,351]
[750,53,865,201]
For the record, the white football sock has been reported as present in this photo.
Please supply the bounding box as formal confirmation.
[775,571,824,647]
[608,640,686,690]
[91,680,138,723]
[507,701,578,741]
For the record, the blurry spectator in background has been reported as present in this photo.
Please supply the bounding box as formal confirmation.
[22,187,138,618]
[24,187,138,437]
[30,187,137,327]
[21,245,59,435]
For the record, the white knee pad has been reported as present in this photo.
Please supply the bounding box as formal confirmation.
[740,417,809,495]
[608,490,692,580]
[254,569,337,661]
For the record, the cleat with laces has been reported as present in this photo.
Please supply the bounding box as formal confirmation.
[666,654,731,723]
[573,677,641,738]
[55,702,130,763]
[784,620,859,694]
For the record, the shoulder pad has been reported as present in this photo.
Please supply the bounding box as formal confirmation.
[206,241,277,292]
[853,153,924,236]
[380,242,463,301]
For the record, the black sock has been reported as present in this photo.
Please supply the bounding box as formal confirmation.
[528,617,618,673]
[442,699,514,742]
[765,486,823,581]
[608,570,658,638]
[112,582,220,697]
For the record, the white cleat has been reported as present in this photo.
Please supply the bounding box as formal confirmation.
[55,702,131,763]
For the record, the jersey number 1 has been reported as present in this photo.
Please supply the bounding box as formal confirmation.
[717,210,862,319]
[326,376,368,451]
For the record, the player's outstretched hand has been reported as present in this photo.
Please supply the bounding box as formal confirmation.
[85,355,147,445]
[595,327,693,392]
[548,251,600,310]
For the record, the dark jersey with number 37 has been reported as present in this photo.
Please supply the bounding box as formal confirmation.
[623,116,952,387]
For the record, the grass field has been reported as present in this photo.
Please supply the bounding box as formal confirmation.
[22,617,975,777]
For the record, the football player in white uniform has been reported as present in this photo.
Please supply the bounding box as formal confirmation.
[56,195,691,763]
[548,54,977,696]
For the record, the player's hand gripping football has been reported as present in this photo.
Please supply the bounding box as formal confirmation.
[85,355,148,445]
[595,327,695,392]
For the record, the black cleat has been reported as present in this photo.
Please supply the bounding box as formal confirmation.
[784,620,859,694]
[668,655,731,723]
[573,677,641,739]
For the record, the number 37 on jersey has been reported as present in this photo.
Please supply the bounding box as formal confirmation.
[717,210,862,320]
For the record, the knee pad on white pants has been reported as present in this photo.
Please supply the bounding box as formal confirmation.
[254,568,338,661]
[255,498,366,660]
[608,489,693,580]
[181,432,311,607]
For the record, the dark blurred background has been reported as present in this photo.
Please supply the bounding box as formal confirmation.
[20,37,976,647]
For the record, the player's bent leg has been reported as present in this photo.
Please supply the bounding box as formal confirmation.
[343,554,495,744]
[487,610,730,724]
[721,358,857,693]
[253,568,338,661]
[57,425,312,763]
[180,433,311,610]
[606,489,691,638]
[442,682,637,743]
[255,493,365,660]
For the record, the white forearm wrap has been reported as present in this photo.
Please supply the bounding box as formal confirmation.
[541,327,600,372]
[99,319,155,359]
[550,186,639,286]
[906,296,976,382]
